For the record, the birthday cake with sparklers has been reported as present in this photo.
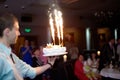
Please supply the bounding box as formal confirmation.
[43,44,67,56]
[43,3,67,56]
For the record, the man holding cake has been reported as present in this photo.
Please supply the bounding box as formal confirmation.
[0,13,56,80]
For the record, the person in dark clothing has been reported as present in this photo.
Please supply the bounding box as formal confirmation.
[99,37,116,70]
[0,13,56,80]
[32,48,43,80]
[32,47,51,80]
[20,39,33,66]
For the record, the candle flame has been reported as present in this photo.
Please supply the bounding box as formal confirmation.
[59,11,64,46]
[49,13,55,45]
[97,51,101,56]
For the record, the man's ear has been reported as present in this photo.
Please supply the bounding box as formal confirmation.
[3,28,10,36]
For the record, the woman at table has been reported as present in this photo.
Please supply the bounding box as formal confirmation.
[83,54,98,80]
[74,53,89,80]
[90,52,100,73]
[90,52,101,79]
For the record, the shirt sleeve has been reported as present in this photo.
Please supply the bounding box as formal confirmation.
[0,54,4,75]
[117,46,120,54]
[12,53,36,79]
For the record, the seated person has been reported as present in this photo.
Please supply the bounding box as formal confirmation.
[83,53,100,80]
[83,58,96,80]
[90,52,100,74]
[74,53,89,80]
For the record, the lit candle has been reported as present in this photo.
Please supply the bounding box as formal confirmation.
[63,55,67,62]
[49,13,55,45]
[59,11,64,46]
[54,9,60,45]
[97,51,101,56]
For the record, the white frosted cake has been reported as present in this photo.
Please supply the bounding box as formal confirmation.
[43,44,67,56]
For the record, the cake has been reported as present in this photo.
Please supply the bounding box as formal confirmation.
[43,44,67,56]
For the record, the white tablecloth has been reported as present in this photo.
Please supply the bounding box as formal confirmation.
[100,68,120,79]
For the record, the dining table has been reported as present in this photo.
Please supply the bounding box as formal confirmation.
[100,67,120,80]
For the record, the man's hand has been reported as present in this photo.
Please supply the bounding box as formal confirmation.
[47,56,56,66]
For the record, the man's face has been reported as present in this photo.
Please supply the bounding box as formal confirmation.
[8,21,20,44]
[111,39,115,45]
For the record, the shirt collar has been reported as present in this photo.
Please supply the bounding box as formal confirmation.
[0,43,12,56]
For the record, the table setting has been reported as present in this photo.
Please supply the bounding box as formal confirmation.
[100,62,120,80]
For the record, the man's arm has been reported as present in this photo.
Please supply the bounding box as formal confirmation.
[34,57,56,75]
[34,64,51,75]
[13,53,56,78]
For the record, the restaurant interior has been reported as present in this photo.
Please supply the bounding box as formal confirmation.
[0,0,120,80]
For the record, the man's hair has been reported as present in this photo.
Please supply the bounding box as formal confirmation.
[117,37,120,41]
[0,13,18,37]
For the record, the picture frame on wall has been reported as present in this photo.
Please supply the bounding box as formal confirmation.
[64,32,74,42]
[98,33,106,42]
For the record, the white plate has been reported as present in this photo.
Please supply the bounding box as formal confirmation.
[43,52,68,56]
